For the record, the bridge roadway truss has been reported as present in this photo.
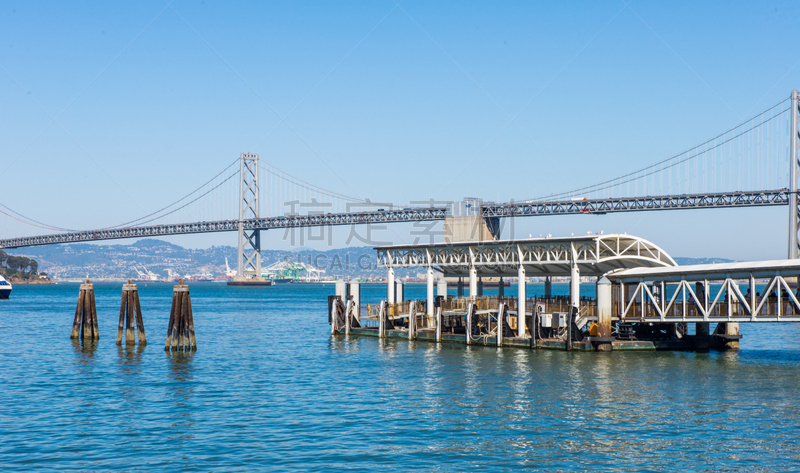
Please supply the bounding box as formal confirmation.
[0,207,449,249]
[0,189,791,249]
[482,188,790,217]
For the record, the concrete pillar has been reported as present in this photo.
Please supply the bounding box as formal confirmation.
[469,267,478,299]
[570,263,580,311]
[387,267,395,304]
[350,282,361,322]
[544,277,552,299]
[437,279,448,299]
[457,278,464,298]
[335,280,347,300]
[396,281,404,305]
[721,322,740,351]
[695,323,710,352]
[477,277,483,297]
[517,265,526,338]
[596,277,613,352]
[498,277,504,298]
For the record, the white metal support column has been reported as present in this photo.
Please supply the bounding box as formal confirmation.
[237,153,262,279]
[469,267,478,298]
[596,277,612,352]
[468,247,477,299]
[570,244,580,310]
[426,250,434,319]
[790,90,800,259]
[387,267,395,304]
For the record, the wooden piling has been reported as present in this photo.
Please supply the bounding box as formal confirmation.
[185,291,195,348]
[134,289,147,344]
[126,290,135,345]
[117,280,146,346]
[165,279,196,351]
[71,286,85,339]
[117,288,126,345]
[71,279,99,340]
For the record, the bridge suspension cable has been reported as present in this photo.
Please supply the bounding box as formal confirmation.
[106,158,241,229]
[0,202,75,232]
[259,160,396,218]
[259,161,365,203]
[528,97,792,202]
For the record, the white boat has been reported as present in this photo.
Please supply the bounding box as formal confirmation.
[0,276,11,299]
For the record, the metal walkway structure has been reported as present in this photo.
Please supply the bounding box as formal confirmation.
[608,259,800,323]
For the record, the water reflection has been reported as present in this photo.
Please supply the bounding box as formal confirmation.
[71,338,98,371]
[165,350,196,439]
[166,350,195,383]
[115,344,146,414]
[116,344,146,379]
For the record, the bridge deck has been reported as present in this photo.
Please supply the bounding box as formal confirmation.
[0,189,788,248]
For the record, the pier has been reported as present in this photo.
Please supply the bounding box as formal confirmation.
[328,233,800,352]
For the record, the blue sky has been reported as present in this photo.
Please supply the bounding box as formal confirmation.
[1,1,799,260]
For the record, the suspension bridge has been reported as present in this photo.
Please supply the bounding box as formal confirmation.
[1,91,799,281]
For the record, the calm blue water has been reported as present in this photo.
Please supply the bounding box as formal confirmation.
[2,282,800,472]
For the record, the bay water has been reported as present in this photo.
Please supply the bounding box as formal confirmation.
[2,282,800,471]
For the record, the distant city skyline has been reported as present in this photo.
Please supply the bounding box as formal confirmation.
[1,1,798,260]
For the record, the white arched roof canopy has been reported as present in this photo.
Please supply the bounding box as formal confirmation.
[375,234,676,277]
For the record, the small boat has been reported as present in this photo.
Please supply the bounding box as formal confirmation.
[0,276,12,299]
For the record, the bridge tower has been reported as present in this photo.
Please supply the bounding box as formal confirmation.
[790,90,800,258]
[235,153,264,281]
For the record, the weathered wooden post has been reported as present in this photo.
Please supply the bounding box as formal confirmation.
[117,280,146,346]
[165,279,196,351]
[70,279,98,341]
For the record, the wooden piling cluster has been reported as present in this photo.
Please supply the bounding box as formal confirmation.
[70,279,99,341]
[117,280,146,346]
[165,279,196,351]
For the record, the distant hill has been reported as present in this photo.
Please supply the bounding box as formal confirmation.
[7,239,416,281]
[673,257,736,266]
[8,239,743,280]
